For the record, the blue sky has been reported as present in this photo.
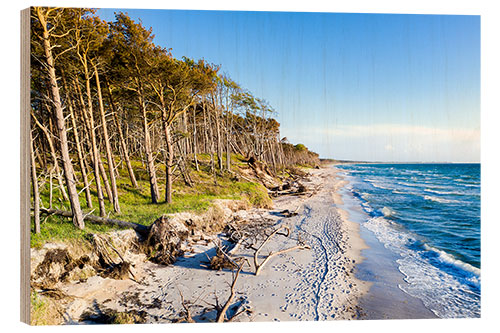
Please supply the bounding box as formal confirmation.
[98,9,480,162]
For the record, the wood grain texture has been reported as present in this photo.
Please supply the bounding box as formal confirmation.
[20,7,31,325]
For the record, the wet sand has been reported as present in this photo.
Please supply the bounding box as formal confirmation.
[335,168,437,319]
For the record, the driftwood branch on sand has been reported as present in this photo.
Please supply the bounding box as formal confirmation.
[178,289,196,323]
[268,179,322,198]
[178,257,249,323]
[38,207,150,236]
[253,225,310,276]
[216,258,248,323]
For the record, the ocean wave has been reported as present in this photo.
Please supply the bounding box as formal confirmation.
[420,183,453,189]
[397,256,481,318]
[398,181,426,188]
[423,195,460,204]
[381,206,395,217]
[370,182,393,190]
[424,188,463,195]
[422,244,481,277]
[462,183,480,188]
[456,179,480,186]
[363,216,480,318]
[392,189,406,194]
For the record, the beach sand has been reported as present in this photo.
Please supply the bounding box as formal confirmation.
[58,167,373,323]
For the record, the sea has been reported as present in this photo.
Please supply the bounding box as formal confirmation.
[336,163,480,318]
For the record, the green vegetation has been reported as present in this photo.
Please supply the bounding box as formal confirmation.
[31,153,272,247]
[30,291,61,325]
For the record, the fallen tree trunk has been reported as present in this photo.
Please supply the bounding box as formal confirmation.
[38,208,149,236]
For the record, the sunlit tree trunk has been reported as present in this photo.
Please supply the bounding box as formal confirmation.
[137,84,160,203]
[36,8,84,229]
[78,66,107,217]
[192,106,200,171]
[94,66,120,213]
[31,109,69,203]
[62,76,93,208]
[105,79,139,188]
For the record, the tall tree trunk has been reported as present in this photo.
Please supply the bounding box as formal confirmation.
[30,131,41,234]
[95,67,120,213]
[202,99,210,155]
[181,111,189,156]
[138,86,159,203]
[36,9,84,229]
[49,170,53,209]
[78,68,107,217]
[63,76,93,208]
[192,106,200,171]
[226,110,231,171]
[104,79,139,188]
[213,101,223,171]
[158,92,174,204]
[97,152,113,202]
[164,123,174,204]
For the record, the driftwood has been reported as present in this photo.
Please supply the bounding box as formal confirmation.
[179,257,249,323]
[270,183,322,198]
[38,208,149,236]
[216,259,248,323]
[253,225,310,276]
[208,239,247,271]
[178,289,196,323]
[269,180,308,197]
[276,206,301,218]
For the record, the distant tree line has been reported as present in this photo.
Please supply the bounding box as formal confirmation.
[29,7,319,231]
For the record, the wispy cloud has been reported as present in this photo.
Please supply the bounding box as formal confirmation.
[283,123,480,162]
[314,124,480,143]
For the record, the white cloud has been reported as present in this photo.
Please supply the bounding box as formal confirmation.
[319,124,480,143]
[282,123,480,162]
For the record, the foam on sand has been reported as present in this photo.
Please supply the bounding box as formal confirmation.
[363,215,480,318]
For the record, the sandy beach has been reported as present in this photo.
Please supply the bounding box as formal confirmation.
[36,166,374,323]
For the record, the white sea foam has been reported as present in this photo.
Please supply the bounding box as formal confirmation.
[381,207,395,217]
[393,190,406,194]
[424,188,462,195]
[422,244,481,277]
[398,181,424,187]
[462,183,480,188]
[423,195,460,204]
[363,216,481,318]
[370,182,393,190]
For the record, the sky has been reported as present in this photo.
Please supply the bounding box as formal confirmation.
[98,9,480,162]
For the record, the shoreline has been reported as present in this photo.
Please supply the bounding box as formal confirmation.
[334,167,437,319]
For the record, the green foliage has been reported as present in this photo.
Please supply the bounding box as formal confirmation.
[229,181,272,208]
[294,143,307,151]
[32,154,273,246]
